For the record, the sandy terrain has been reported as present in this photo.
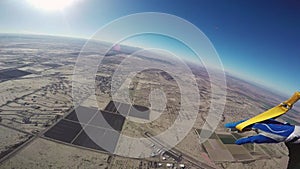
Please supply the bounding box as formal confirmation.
[0,138,110,169]
[0,35,297,169]
[0,126,30,158]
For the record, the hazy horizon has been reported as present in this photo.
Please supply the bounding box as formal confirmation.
[0,0,299,95]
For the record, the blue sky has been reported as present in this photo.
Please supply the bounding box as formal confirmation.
[0,0,299,96]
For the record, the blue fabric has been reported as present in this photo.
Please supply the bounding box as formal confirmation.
[252,123,294,137]
[224,119,247,128]
[225,118,295,144]
[235,135,278,144]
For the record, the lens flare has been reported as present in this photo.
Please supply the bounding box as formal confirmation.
[27,0,75,11]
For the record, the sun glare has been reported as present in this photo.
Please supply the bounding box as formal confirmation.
[27,0,75,11]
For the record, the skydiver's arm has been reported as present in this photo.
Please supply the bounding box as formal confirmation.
[283,92,300,169]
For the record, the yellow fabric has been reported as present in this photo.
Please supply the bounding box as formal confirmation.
[236,104,289,131]
[283,91,300,107]
[236,91,300,131]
